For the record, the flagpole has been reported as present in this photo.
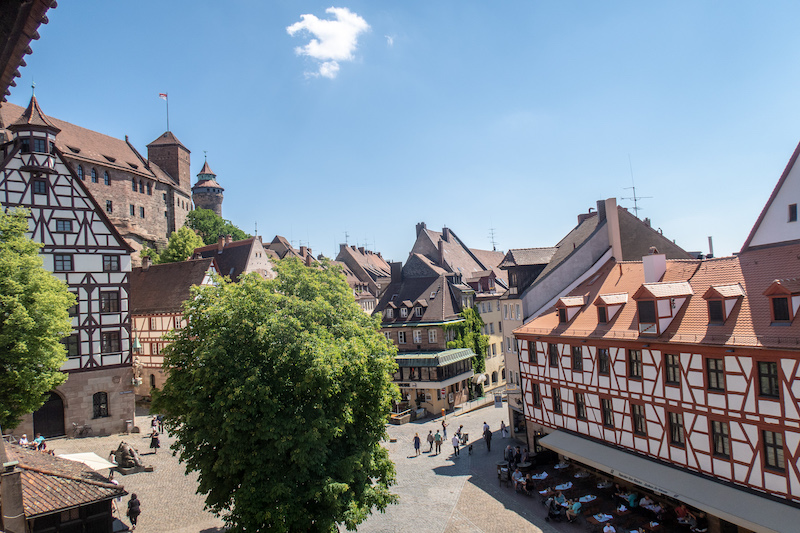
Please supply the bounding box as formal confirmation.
[166,94,169,132]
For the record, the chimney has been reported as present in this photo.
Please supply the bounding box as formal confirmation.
[597,200,607,223]
[217,235,225,253]
[416,222,426,237]
[442,227,450,242]
[340,243,347,254]
[225,234,233,245]
[577,207,596,225]
[438,239,445,267]
[390,261,402,283]
[300,246,307,258]
[142,255,151,271]
[358,247,365,254]
[1,437,27,533]
[643,249,667,283]
[604,198,622,261]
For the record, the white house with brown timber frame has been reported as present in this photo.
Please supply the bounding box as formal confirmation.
[1,96,135,439]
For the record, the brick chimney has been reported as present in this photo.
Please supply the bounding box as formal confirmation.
[0,438,26,533]
[217,235,225,253]
[442,227,450,242]
[604,198,622,262]
[225,234,233,245]
[142,255,151,271]
[438,239,445,267]
[416,222,426,237]
[358,247,365,254]
[390,261,402,283]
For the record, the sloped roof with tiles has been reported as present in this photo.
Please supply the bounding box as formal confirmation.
[375,274,463,326]
[1,102,178,185]
[194,237,273,281]
[500,247,558,268]
[130,258,215,315]
[5,444,126,518]
[517,245,800,349]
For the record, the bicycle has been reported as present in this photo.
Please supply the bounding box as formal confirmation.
[72,422,93,438]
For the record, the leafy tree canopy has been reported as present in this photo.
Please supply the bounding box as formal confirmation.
[446,306,489,396]
[0,209,73,430]
[153,258,398,532]
[185,208,248,246]
[154,226,205,264]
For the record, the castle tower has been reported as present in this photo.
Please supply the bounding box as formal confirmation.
[146,132,191,195]
[191,160,224,216]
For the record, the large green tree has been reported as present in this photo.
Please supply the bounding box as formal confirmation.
[154,226,205,264]
[153,258,398,532]
[0,209,74,430]
[446,306,489,397]
[185,208,248,245]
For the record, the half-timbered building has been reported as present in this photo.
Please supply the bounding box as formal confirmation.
[515,243,800,532]
[129,256,216,398]
[1,96,134,438]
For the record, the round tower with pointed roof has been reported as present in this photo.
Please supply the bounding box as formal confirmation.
[191,160,224,216]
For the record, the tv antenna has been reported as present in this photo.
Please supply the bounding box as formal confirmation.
[621,155,651,217]
[488,228,498,251]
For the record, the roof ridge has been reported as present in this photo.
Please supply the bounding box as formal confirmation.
[18,464,121,489]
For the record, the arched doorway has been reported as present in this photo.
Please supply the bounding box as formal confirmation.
[33,392,65,437]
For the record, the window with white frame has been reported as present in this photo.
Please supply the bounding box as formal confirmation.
[400,308,408,318]
[413,330,422,344]
[428,329,437,343]
[398,331,406,344]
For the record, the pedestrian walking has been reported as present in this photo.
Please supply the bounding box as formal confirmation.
[451,434,460,456]
[483,426,492,452]
[442,419,448,438]
[434,430,442,454]
[157,414,164,434]
[413,433,421,456]
[149,429,160,454]
[500,420,508,438]
[483,421,490,433]
[127,493,141,530]
[151,416,158,433]
[426,430,434,452]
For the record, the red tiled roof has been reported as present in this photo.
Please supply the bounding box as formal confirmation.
[517,245,800,349]
[193,178,223,189]
[198,160,215,176]
[557,296,585,307]
[634,281,693,299]
[595,292,628,305]
[703,283,745,299]
[5,445,126,518]
[130,258,215,315]
[146,130,188,150]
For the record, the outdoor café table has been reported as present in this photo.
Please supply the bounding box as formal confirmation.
[579,495,597,503]
[538,488,553,497]
[518,461,532,471]
[574,470,591,479]
[530,472,548,480]
[554,482,573,491]
[597,480,613,489]
[554,462,570,469]
[587,513,614,525]
[615,506,631,517]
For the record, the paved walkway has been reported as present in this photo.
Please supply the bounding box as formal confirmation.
[49,406,587,533]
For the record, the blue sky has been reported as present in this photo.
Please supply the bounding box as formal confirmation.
[9,1,800,262]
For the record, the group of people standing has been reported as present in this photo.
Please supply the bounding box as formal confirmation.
[414,418,507,457]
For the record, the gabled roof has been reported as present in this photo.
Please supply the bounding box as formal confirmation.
[0,0,51,103]
[741,138,800,252]
[595,292,629,306]
[130,258,215,315]
[5,444,126,518]
[194,237,265,281]
[375,274,463,325]
[763,278,800,296]
[197,160,215,176]
[703,283,745,299]
[557,296,585,307]
[500,247,558,268]
[633,281,693,299]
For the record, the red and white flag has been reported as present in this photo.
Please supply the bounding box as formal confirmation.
[158,93,168,100]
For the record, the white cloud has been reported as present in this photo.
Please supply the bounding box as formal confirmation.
[287,7,370,79]
[385,35,394,47]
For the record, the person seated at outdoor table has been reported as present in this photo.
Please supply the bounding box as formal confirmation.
[33,434,45,451]
[690,512,708,532]
[626,492,638,509]
[512,468,524,490]
[554,491,566,505]
[18,434,29,447]
[603,523,617,533]
[566,500,582,522]
[523,473,535,494]
[675,504,695,525]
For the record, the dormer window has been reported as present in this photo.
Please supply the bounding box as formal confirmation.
[415,307,424,317]
[702,284,744,325]
[385,308,394,319]
[594,292,627,323]
[597,306,607,323]
[763,279,800,325]
[20,139,30,153]
[33,138,47,153]
[555,295,584,324]
[633,281,693,335]
[400,308,408,318]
